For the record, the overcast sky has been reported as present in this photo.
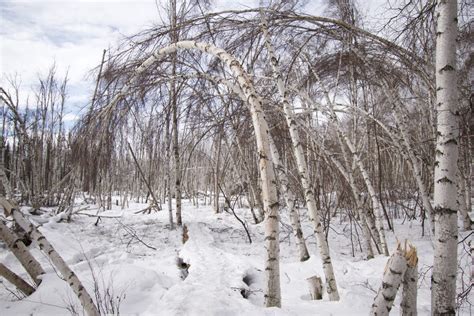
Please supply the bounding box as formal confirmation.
[0,0,386,119]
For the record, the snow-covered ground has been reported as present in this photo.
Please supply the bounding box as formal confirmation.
[0,198,471,315]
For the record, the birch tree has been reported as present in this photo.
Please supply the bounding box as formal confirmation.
[431,0,460,314]
[261,17,339,300]
[0,199,100,316]
[89,40,283,307]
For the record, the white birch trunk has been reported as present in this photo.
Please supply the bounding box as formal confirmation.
[0,219,45,286]
[0,262,35,296]
[341,134,389,256]
[0,144,12,198]
[3,204,100,316]
[269,136,310,261]
[296,64,389,257]
[299,89,384,255]
[169,0,182,227]
[401,246,418,316]
[261,20,339,300]
[432,1,459,314]
[324,151,374,259]
[458,172,472,231]
[391,108,435,235]
[99,41,282,307]
[165,113,174,230]
[371,249,408,315]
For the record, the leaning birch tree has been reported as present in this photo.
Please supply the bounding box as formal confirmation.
[261,17,339,300]
[431,0,459,314]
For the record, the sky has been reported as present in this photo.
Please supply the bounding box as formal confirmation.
[0,0,386,119]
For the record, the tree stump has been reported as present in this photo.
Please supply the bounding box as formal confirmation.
[306,275,323,300]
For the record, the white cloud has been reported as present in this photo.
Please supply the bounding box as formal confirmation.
[1,0,160,98]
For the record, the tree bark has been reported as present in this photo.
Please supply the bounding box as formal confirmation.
[0,263,35,296]
[0,144,12,198]
[431,1,459,314]
[1,200,100,316]
[371,248,408,315]
[261,19,339,301]
[268,136,310,262]
[401,246,418,316]
[169,0,182,227]
[0,219,45,286]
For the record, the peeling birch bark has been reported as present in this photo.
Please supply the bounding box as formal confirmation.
[431,1,459,314]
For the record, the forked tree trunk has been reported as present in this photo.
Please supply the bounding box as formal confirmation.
[99,40,282,307]
[261,20,339,301]
[0,200,99,316]
[431,1,459,314]
[0,220,45,286]
[0,263,35,296]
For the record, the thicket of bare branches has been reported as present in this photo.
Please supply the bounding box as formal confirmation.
[0,0,472,312]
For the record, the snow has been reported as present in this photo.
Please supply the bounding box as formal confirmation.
[0,199,471,315]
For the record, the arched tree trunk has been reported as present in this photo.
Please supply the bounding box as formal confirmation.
[96,40,282,307]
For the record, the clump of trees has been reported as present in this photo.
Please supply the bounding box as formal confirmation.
[0,0,472,314]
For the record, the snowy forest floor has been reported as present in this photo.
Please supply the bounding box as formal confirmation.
[0,198,472,315]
